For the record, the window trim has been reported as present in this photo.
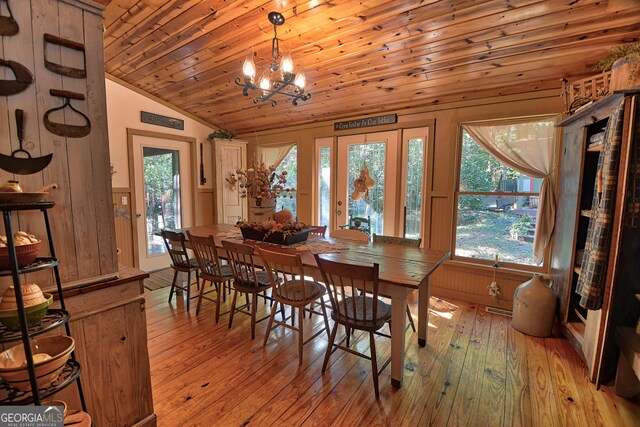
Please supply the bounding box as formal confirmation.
[451,123,548,271]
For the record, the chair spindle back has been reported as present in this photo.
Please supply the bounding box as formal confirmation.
[161,230,191,268]
[186,232,225,278]
[258,247,309,301]
[314,255,380,323]
[222,241,262,289]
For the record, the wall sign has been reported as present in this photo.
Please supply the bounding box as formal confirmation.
[140,111,184,130]
[334,114,397,131]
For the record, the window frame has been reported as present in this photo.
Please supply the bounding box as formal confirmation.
[452,119,553,271]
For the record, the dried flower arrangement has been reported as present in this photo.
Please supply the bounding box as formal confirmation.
[236,209,309,244]
[230,160,295,201]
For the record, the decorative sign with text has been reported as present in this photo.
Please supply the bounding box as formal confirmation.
[334,114,397,131]
[141,111,185,130]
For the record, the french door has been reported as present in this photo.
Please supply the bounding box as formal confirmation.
[316,128,428,240]
[336,131,399,236]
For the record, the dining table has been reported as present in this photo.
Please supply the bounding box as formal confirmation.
[182,223,450,388]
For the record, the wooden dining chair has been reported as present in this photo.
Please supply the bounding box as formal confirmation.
[186,232,234,321]
[308,225,327,238]
[161,229,200,312]
[314,254,391,398]
[330,228,369,242]
[372,234,422,333]
[258,246,331,365]
[222,240,276,339]
[372,234,421,248]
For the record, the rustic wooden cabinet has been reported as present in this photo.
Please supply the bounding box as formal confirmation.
[552,90,640,386]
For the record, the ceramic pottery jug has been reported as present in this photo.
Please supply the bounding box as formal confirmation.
[511,274,557,337]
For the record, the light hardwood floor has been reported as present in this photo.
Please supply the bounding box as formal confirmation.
[145,274,639,426]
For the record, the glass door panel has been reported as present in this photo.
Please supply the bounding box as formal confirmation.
[347,143,385,235]
[336,131,398,237]
[142,147,181,256]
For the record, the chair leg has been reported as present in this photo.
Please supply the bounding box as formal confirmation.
[298,306,304,365]
[214,283,221,324]
[263,299,278,347]
[228,289,238,329]
[406,305,416,333]
[196,279,207,316]
[186,271,192,312]
[250,293,258,340]
[320,298,331,338]
[196,270,200,291]
[346,327,351,347]
[322,322,339,373]
[168,269,178,303]
[369,332,380,399]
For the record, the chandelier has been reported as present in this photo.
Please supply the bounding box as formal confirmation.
[235,12,311,107]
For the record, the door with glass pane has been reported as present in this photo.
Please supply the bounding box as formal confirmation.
[336,131,398,236]
[131,132,194,272]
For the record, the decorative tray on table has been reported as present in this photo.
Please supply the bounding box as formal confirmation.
[240,226,312,245]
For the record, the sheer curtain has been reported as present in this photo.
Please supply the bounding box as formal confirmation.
[462,118,557,264]
[258,142,295,168]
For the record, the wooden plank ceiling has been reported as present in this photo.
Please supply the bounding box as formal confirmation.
[98,0,640,134]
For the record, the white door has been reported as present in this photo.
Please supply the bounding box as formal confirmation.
[215,139,247,224]
[336,131,399,236]
[131,133,194,272]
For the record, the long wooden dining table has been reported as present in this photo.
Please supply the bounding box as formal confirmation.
[183,224,450,388]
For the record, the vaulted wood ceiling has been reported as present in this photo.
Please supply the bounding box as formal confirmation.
[98,0,640,135]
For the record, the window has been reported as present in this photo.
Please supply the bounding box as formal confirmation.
[455,120,554,267]
[275,145,297,217]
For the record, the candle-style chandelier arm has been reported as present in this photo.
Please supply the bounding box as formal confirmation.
[236,11,310,107]
[235,75,311,107]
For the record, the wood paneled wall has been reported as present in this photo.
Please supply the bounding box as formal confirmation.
[0,0,117,286]
[113,188,135,267]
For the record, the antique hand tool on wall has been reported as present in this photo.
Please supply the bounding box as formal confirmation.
[0,109,53,174]
[0,0,18,36]
[44,89,91,138]
[43,33,87,78]
[0,59,33,95]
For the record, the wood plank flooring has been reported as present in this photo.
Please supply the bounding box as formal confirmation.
[145,273,640,426]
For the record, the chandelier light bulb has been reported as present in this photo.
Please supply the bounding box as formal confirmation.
[281,53,294,74]
[294,72,306,90]
[259,75,271,91]
[242,53,256,80]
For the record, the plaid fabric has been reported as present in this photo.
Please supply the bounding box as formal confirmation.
[577,100,625,310]
[627,103,640,228]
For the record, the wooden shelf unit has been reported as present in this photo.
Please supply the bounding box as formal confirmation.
[552,90,640,386]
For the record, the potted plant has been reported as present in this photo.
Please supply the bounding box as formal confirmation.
[595,42,640,91]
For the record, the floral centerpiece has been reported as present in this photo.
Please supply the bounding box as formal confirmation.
[227,160,295,205]
[236,209,311,245]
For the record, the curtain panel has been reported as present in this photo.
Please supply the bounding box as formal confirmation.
[462,118,557,265]
[577,101,625,310]
[258,142,296,169]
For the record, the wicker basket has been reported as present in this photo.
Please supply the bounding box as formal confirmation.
[562,71,611,114]
[0,241,41,269]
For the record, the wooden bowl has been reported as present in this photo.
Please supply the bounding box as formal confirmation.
[0,293,53,330]
[0,284,48,310]
[0,336,75,391]
[0,241,41,269]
